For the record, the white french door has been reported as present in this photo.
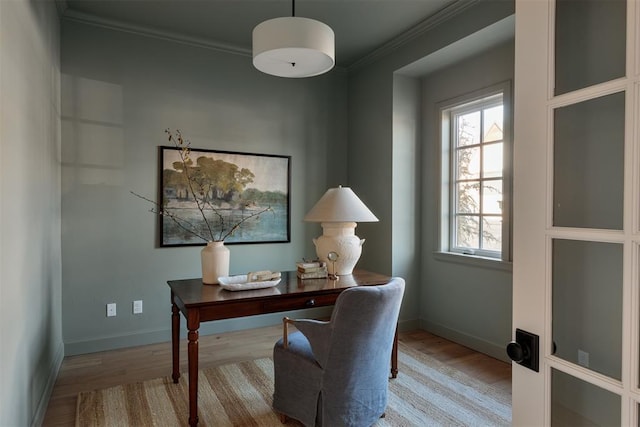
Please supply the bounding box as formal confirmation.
[512,0,640,425]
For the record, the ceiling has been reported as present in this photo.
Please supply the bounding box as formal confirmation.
[57,0,464,68]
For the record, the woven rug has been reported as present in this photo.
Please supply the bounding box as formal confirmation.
[76,342,511,426]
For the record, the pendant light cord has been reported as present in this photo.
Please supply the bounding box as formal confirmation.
[290,0,296,67]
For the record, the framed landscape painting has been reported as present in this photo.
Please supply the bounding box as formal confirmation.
[159,146,291,246]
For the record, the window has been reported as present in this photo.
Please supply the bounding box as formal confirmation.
[440,84,511,261]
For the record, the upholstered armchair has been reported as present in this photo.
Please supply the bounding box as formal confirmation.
[272,278,405,427]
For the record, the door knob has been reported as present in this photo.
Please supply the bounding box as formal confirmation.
[506,328,539,372]
[506,341,527,363]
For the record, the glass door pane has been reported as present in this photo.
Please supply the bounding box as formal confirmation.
[553,92,625,230]
[551,369,621,426]
[555,0,626,95]
[552,239,623,380]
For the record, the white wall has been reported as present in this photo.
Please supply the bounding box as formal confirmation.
[60,20,348,355]
[0,1,62,425]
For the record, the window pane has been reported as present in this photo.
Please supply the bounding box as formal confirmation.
[457,111,480,146]
[456,215,479,248]
[483,143,503,178]
[482,180,503,214]
[457,182,479,214]
[483,105,503,142]
[446,91,506,258]
[457,147,480,180]
[482,216,502,251]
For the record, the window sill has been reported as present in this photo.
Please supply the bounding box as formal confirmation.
[433,251,513,272]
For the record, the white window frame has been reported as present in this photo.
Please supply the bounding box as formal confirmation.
[438,81,512,264]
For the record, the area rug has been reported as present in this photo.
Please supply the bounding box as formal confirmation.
[76,342,511,426]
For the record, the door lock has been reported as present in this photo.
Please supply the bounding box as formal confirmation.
[506,328,539,372]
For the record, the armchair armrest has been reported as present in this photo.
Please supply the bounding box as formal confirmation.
[281,317,332,366]
[283,317,294,349]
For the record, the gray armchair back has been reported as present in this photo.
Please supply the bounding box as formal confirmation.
[272,277,405,427]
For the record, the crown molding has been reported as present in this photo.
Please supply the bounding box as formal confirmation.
[59,2,470,75]
[61,9,252,57]
[60,8,349,75]
[347,0,479,72]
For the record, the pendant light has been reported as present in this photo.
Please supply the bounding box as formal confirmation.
[252,0,335,78]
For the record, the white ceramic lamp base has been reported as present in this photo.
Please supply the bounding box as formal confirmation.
[312,222,364,276]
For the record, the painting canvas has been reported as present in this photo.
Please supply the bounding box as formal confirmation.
[160,146,290,246]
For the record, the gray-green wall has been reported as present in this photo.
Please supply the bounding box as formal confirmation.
[420,41,514,360]
[348,1,514,360]
[391,75,422,325]
[0,1,62,425]
[60,20,349,355]
[0,3,521,423]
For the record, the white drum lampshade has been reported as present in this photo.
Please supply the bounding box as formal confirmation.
[253,17,335,78]
[304,186,379,275]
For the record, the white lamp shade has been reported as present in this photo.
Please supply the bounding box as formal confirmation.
[304,186,379,223]
[253,17,335,78]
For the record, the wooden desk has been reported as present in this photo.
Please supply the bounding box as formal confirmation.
[169,269,394,426]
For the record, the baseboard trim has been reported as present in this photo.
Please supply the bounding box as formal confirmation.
[65,328,171,356]
[31,341,64,427]
[66,314,471,360]
[64,307,334,356]
[419,319,510,363]
[65,316,507,363]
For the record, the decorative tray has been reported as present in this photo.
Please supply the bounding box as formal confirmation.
[218,274,281,291]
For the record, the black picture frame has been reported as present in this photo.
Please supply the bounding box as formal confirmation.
[159,146,291,247]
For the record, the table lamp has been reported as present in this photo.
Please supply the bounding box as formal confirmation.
[303,186,379,275]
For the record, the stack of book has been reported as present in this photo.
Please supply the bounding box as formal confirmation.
[296,261,328,279]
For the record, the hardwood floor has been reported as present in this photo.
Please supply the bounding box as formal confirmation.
[42,326,512,426]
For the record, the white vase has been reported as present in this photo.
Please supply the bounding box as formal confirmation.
[201,241,230,285]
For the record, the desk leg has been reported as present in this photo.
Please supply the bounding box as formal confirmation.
[171,301,180,383]
[188,327,199,426]
[391,326,398,378]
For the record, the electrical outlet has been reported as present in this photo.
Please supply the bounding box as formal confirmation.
[578,349,589,368]
[106,303,116,317]
[133,300,143,314]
